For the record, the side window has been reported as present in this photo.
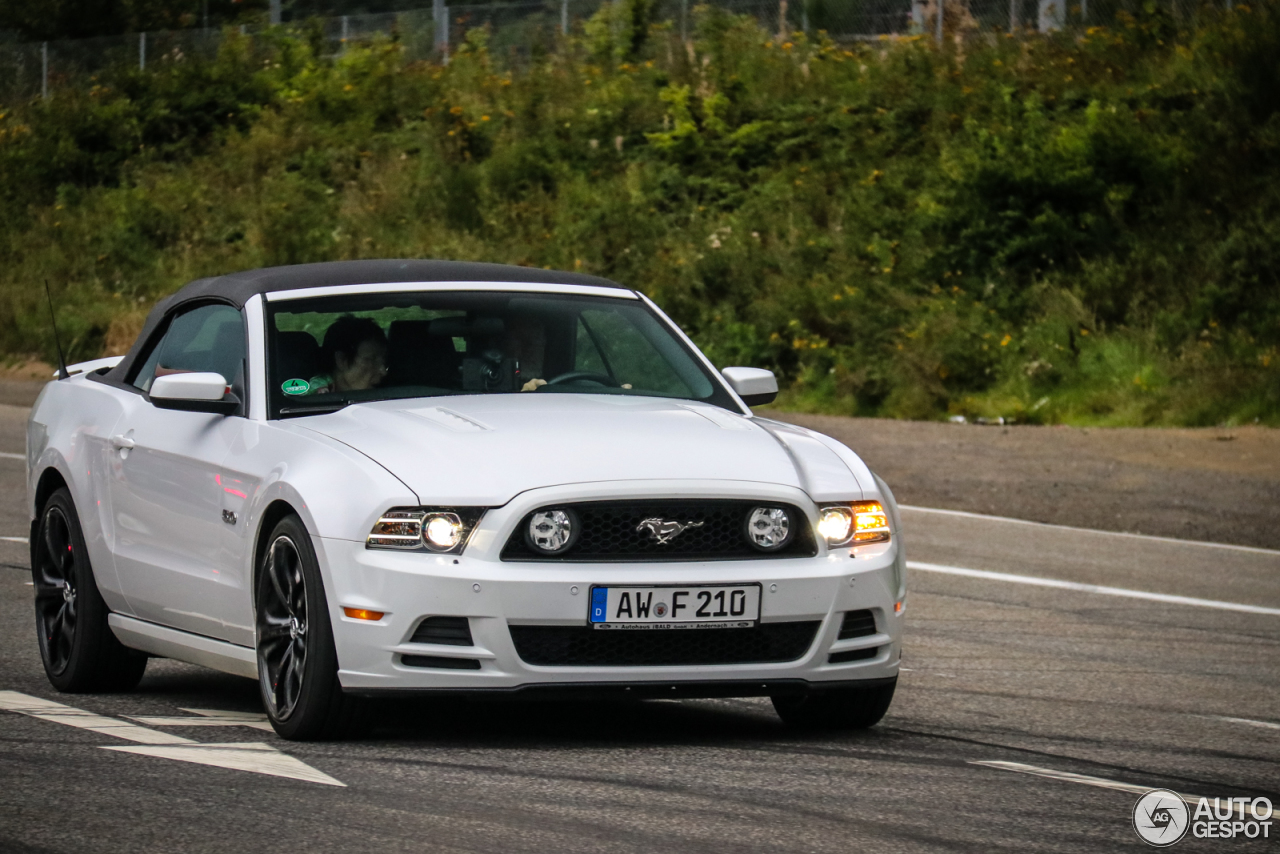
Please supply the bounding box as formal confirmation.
[574,318,608,374]
[133,304,246,393]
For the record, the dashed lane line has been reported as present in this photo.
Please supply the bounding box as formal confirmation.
[0,691,343,786]
[1,537,28,544]
[970,761,1250,817]
[900,505,1280,556]
[0,452,23,461]
[908,561,1280,617]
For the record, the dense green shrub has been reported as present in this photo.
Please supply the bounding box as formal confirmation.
[1,3,1277,425]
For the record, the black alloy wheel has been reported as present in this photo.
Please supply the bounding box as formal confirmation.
[257,534,309,720]
[35,503,79,676]
[32,488,148,692]
[255,515,363,740]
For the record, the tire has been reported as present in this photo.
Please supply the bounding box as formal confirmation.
[255,514,363,741]
[32,488,148,693]
[772,678,897,730]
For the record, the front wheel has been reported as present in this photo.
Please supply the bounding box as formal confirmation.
[771,678,897,730]
[255,515,362,740]
[33,488,147,692]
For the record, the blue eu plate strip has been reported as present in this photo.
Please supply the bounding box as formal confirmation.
[590,588,608,623]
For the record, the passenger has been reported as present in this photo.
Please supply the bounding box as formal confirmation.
[309,316,388,394]
[504,316,548,392]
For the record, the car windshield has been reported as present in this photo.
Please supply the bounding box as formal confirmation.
[266,291,735,417]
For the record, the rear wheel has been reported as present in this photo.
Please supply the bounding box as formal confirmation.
[772,678,897,730]
[255,515,362,740]
[33,488,147,692]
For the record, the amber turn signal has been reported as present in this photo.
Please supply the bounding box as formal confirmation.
[343,607,385,621]
[851,501,891,545]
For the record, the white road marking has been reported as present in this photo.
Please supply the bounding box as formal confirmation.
[0,452,24,461]
[1,536,28,543]
[900,505,1280,556]
[129,708,274,732]
[0,691,343,786]
[908,561,1280,616]
[1200,714,1280,732]
[102,743,344,786]
[971,761,1247,816]
[0,690,193,745]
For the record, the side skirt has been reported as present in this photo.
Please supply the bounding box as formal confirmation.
[108,614,257,680]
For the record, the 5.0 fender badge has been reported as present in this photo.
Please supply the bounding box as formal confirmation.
[281,378,310,395]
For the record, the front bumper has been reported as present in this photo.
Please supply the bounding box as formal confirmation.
[313,482,905,694]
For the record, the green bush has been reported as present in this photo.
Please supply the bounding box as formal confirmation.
[1,5,1278,426]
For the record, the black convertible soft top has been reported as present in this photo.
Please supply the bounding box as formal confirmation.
[106,259,628,382]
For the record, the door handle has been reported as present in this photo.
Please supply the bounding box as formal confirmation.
[109,435,135,450]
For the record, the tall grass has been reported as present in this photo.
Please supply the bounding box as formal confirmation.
[1,4,1277,425]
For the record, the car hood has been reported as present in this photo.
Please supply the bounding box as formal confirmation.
[294,394,865,506]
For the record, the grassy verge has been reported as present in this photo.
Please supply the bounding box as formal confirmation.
[1,4,1278,425]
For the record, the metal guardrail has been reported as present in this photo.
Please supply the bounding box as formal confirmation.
[0,0,1235,104]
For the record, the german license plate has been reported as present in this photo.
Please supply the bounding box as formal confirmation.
[589,584,761,630]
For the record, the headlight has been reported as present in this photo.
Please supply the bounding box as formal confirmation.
[526,509,578,554]
[746,506,794,551]
[367,507,484,553]
[817,506,854,546]
[423,512,463,551]
[819,501,891,547]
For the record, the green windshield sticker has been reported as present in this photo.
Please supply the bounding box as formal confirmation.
[281,378,310,395]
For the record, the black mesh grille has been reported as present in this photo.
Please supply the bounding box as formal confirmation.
[411,616,473,646]
[501,500,817,562]
[508,621,821,666]
[838,610,877,640]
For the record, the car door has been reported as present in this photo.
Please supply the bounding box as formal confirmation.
[106,303,252,643]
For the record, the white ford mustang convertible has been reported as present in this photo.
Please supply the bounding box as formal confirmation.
[26,260,905,739]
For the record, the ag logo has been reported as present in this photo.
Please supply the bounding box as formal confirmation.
[1134,789,1190,847]
[281,378,310,396]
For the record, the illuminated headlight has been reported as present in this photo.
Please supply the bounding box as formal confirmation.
[746,506,793,551]
[526,509,578,553]
[367,507,483,553]
[423,512,463,552]
[819,501,891,547]
[817,506,854,546]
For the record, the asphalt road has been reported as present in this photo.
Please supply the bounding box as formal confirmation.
[1,403,1278,853]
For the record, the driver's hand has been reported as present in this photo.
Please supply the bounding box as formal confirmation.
[521,378,548,392]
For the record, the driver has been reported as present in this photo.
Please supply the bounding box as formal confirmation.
[308,316,388,394]
[503,316,547,392]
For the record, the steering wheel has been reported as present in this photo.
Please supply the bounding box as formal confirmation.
[545,371,621,387]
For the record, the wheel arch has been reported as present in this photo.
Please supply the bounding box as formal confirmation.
[253,499,304,587]
[30,466,71,545]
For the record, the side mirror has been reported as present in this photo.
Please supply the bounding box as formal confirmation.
[721,367,778,407]
[150,372,240,415]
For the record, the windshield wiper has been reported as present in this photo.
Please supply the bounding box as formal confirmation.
[279,400,351,416]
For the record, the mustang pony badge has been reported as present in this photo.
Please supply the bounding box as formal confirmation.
[636,518,704,545]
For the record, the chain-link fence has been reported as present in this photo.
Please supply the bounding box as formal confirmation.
[0,0,1238,103]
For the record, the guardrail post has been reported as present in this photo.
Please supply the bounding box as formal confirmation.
[41,41,48,99]
[341,15,349,52]
[681,0,688,41]
[139,32,146,70]
[935,0,943,42]
[561,0,569,35]
[270,0,281,25]
[1010,0,1018,30]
